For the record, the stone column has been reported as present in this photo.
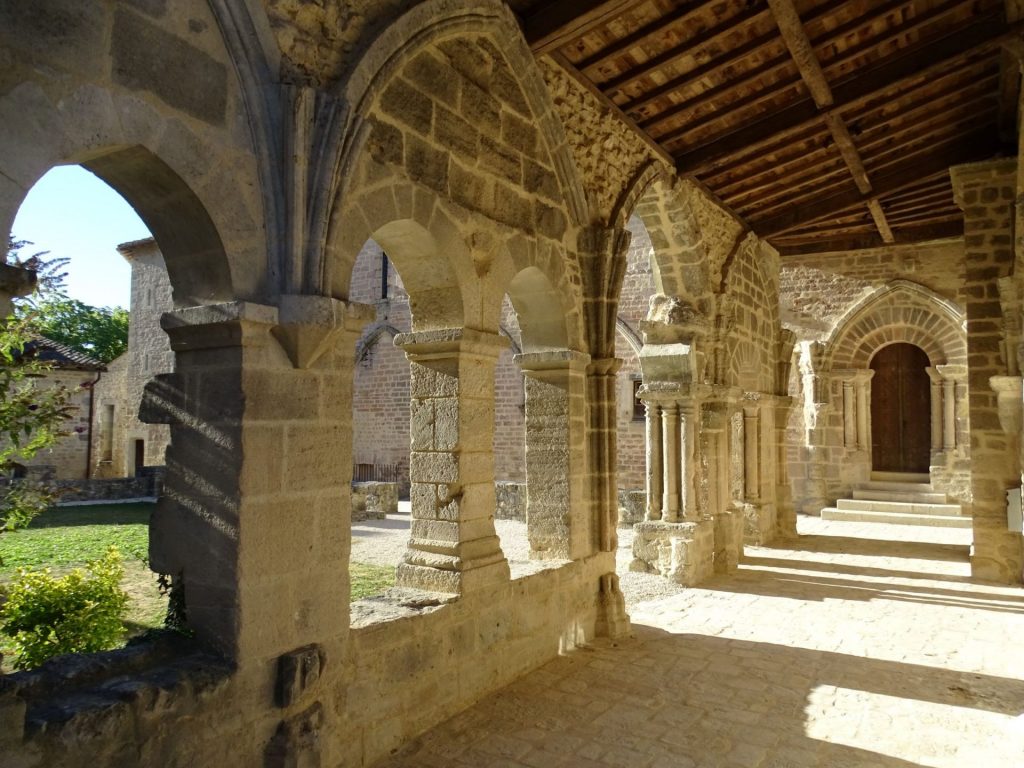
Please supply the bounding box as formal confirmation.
[842,378,856,448]
[661,401,681,522]
[142,298,373,663]
[853,370,873,453]
[645,400,663,520]
[743,405,760,503]
[951,159,1023,583]
[773,396,797,536]
[704,391,742,573]
[517,350,590,560]
[942,376,957,451]
[926,367,943,451]
[680,398,700,521]
[579,223,632,638]
[395,328,510,594]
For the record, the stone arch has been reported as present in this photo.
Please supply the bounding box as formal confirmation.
[616,318,643,357]
[335,0,589,231]
[828,280,966,369]
[329,188,469,330]
[356,323,401,362]
[0,103,243,305]
[628,175,712,310]
[488,232,585,354]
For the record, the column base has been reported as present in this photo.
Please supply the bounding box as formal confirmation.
[629,519,714,586]
[712,509,743,574]
[397,540,509,594]
[743,502,776,545]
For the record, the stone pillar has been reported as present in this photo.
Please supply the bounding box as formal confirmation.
[680,398,700,521]
[942,376,957,451]
[743,405,760,502]
[842,378,856,448]
[951,159,1024,583]
[927,367,944,452]
[633,386,714,586]
[394,328,510,594]
[853,370,873,453]
[517,350,590,560]
[645,400,663,520]
[587,357,623,552]
[704,391,742,573]
[661,401,681,522]
[142,299,373,663]
[579,224,632,638]
[773,396,797,536]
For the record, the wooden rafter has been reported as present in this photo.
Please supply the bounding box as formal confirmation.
[523,0,645,55]
[754,132,994,235]
[773,221,964,254]
[676,15,1015,174]
[867,200,896,243]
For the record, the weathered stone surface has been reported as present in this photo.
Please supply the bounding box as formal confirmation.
[111,10,227,125]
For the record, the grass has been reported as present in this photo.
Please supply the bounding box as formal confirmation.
[0,503,397,670]
[350,562,395,601]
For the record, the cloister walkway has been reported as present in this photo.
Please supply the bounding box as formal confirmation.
[373,518,1024,768]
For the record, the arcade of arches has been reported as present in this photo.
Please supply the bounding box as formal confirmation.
[1,2,1023,766]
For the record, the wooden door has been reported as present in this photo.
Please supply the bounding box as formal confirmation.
[870,343,931,473]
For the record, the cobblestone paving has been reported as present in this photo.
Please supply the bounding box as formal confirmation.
[374,517,1024,767]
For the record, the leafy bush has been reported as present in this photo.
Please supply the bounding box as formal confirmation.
[0,547,129,670]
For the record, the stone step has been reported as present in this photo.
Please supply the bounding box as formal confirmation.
[821,507,973,528]
[856,480,935,494]
[852,489,948,504]
[836,498,962,516]
[870,471,931,483]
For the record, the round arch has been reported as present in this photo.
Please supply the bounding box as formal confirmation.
[0,84,252,305]
[827,280,966,370]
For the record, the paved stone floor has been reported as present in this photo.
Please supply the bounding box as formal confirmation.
[374,517,1024,767]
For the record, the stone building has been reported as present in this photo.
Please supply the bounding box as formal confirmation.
[3,336,104,481]
[90,237,174,478]
[0,2,1022,766]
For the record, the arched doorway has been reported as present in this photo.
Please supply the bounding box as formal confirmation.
[870,343,931,473]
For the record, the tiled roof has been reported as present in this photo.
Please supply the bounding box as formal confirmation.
[22,335,106,371]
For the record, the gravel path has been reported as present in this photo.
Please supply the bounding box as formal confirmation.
[350,504,686,607]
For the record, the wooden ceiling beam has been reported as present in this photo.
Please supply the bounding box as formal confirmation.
[576,0,733,73]
[997,47,1023,144]
[867,199,895,243]
[863,112,1000,174]
[524,0,646,55]
[608,6,771,103]
[753,132,995,235]
[677,15,1017,174]
[773,221,964,255]
[767,0,834,108]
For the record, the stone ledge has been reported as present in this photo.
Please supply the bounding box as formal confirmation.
[630,518,714,586]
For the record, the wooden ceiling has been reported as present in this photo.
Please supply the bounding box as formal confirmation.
[513,0,1022,254]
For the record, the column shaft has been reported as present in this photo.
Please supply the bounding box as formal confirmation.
[645,401,663,520]
[943,378,956,451]
[662,402,681,522]
[743,406,760,502]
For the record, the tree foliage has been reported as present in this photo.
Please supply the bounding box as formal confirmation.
[0,317,72,533]
[29,297,129,364]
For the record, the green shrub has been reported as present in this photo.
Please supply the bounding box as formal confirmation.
[0,546,129,670]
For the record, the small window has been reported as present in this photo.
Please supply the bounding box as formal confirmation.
[632,380,645,421]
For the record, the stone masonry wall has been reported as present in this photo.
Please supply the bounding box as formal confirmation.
[15,369,96,480]
[91,239,174,479]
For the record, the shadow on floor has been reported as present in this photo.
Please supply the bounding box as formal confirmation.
[698,566,1024,613]
[770,532,970,563]
[379,626,1023,767]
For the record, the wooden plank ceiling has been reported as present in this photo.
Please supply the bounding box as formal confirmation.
[513,0,1022,254]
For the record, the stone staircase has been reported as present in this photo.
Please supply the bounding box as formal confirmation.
[821,472,972,528]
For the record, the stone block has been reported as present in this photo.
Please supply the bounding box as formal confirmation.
[495,481,526,521]
[275,645,324,708]
[617,488,645,525]
[630,519,714,585]
[351,481,398,521]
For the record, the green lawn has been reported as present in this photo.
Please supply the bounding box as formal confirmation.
[0,503,395,671]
